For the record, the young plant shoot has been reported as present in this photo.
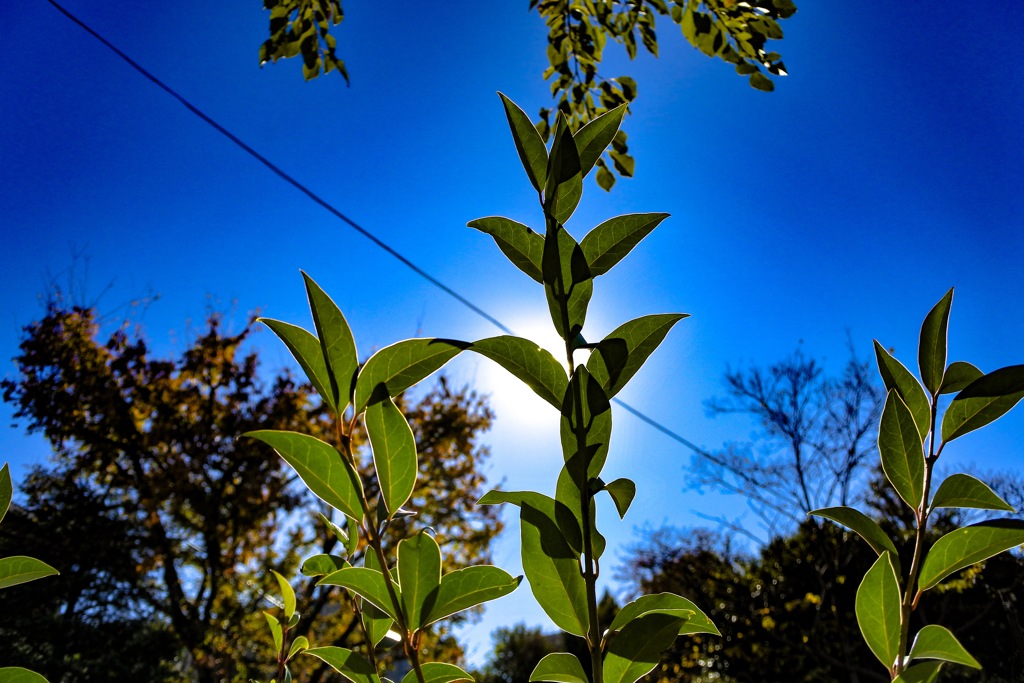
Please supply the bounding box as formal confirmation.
[812,289,1024,682]
[247,274,519,683]
[469,93,719,683]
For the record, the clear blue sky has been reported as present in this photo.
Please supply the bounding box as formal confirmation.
[2,0,1022,666]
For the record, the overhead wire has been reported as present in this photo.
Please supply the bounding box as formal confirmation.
[44,0,717,463]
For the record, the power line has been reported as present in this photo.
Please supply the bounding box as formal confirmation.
[45,0,713,462]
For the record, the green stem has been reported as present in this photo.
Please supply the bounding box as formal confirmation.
[548,209,604,683]
[343,419,427,683]
[893,402,940,678]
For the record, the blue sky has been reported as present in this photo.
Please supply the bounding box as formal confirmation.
[2,0,1023,666]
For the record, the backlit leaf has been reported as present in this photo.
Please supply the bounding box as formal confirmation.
[305,647,381,683]
[909,624,980,668]
[354,339,468,413]
[318,567,402,623]
[0,556,58,590]
[0,669,49,683]
[260,318,335,411]
[810,506,900,561]
[530,653,588,683]
[544,116,583,225]
[604,478,636,518]
[939,361,982,395]
[855,552,901,669]
[397,531,441,631]
[588,314,687,397]
[288,635,310,661]
[499,92,548,192]
[930,474,1014,512]
[520,500,590,637]
[573,105,626,178]
[918,519,1024,591]
[609,592,718,636]
[365,396,417,516]
[878,391,926,511]
[874,341,931,440]
[467,217,545,284]
[0,464,11,525]
[303,272,358,408]
[403,663,473,683]
[560,367,612,484]
[301,554,349,577]
[604,612,689,683]
[471,336,568,409]
[423,565,521,626]
[893,662,943,683]
[942,366,1024,443]
[264,612,283,652]
[919,289,953,396]
[580,213,668,276]
[271,569,297,619]
[543,223,592,340]
[246,431,363,521]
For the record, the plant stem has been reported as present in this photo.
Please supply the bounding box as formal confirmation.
[893,402,940,678]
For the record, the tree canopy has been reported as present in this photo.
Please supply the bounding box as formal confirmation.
[0,301,501,682]
[258,0,797,189]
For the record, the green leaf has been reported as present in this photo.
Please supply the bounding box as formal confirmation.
[397,531,441,631]
[471,336,568,409]
[423,565,520,626]
[874,341,931,440]
[542,224,592,340]
[930,474,1015,512]
[319,513,350,549]
[544,115,583,225]
[362,601,393,647]
[580,213,669,277]
[468,217,545,284]
[365,396,418,516]
[0,667,52,683]
[246,431,363,521]
[304,647,381,683]
[530,652,588,683]
[301,554,349,577]
[596,164,615,191]
[604,612,689,683]
[918,519,1024,591]
[608,592,718,636]
[271,570,297,619]
[288,635,310,661]
[354,339,468,413]
[403,663,473,683]
[573,104,627,178]
[318,567,402,623]
[476,490,583,552]
[587,314,687,397]
[810,506,900,561]
[260,318,336,411]
[855,552,902,670]
[520,500,590,636]
[604,478,636,518]
[554,466,605,560]
[878,391,926,511]
[909,624,980,668]
[0,556,58,590]
[942,366,1024,442]
[264,611,283,652]
[919,289,953,396]
[749,71,774,91]
[302,272,358,408]
[939,361,983,395]
[560,367,612,485]
[0,463,11,525]
[893,662,944,683]
[499,92,548,192]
